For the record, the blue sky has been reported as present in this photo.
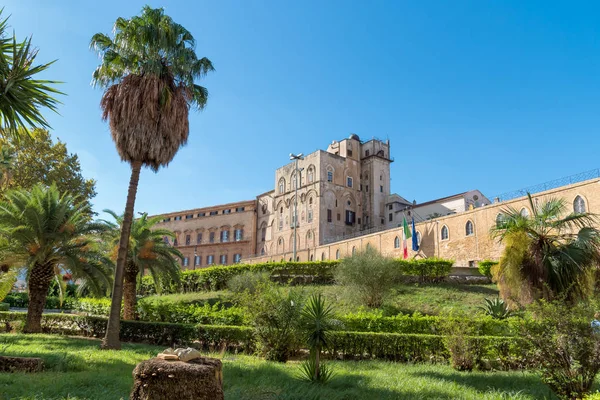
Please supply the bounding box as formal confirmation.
[4,1,600,215]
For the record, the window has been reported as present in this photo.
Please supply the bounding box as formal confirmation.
[279,219,283,231]
[224,209,231,214]
[291,210,297,226]
[186,214,193,219]
[389,213,393,222]
[308,168,314,183]
[261,227,266,242]
[465,221,474,236]
[441,225,449,240]
[520,208,529,218]
[234,229,243,241]
[345,210,356,225]
[366,185,369,192]
[335,250,340,260]
[260,248,265,256]
[174,216,182,221]
[174,237,178,246]
[309,197,313,205]
[416,231,421,246]
[347,200,351,206]
[365,150,370,156]
[278,178,285,194]
[337,213,341,221]
[209,232,215,243]
[183,257,189,267]
[347,149,353,157]
[221,230,229,242]
[468,261,475,268]
[496,213,506,228]
[347,177,353,187]
[352,246,356,255]
[327,171,333,182]
[321,252,325,261]
[380,175,383,181]
[207,255,214,265]
[358,217,361,225]
[394,236,400,248]
[380,185,383,193]
[310,254,314,261]
[163,218,171,222]
[307,209,313,223]
[381,218,384,225]
[327,209,332,222]
[389,205,393,210]
[220,254,227,265]
[209,211,218,216]
[233,254,242,263]
[194,255,201,266]
[574,195,586,214]
[196,233,202,244]
[235,207,245,212]
[197,212,205,217]
[292,173,297,190]
[163,236,170,244]
[307,231,312,239]
[185,234,191,245]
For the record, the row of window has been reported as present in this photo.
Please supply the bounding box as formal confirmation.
[278,166,317,194]
[163,207,246,222]
[182,253,242,267]
[169,229,244,246]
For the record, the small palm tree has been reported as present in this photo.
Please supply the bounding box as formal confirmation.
[491,193,600,304]
[102,210,182,320]
[90,6,213,349]
[0,9,63,139]
[298,294,340,383]
[0,184,110,332]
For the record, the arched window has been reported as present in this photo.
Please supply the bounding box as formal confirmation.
[291,172,298,190]
[394,236,400,248]
[465,220,474,236]
[278,178,285,194]
[260,247,265,255]
[310,254,314,261]
[416,231,422,246]
[296,256,300,261]
[307,167,314,183]
[352,246,356,255]
[335,249,340,260]
[327,166,334,183]
[574,195,586,214]
[496,213,506,228]
[441,225,449,241]
[321,252,325,261]
[520,208,530,218]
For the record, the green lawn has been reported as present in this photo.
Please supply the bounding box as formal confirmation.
[0,334,557,400]
[140,282,499,317]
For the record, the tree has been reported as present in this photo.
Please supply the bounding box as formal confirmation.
[0,9,63,140]
[491,194,600,305]
[0,184,111,332]
[1,129,96,204]
[102,210,182,320]
[90,6,214,349]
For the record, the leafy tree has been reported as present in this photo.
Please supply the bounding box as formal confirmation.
[1,129,96,205]
[491,194,600,305]
[90,6,214,349]
[0,184,110,332]
[102,210,182,320]
[0,9,63,140]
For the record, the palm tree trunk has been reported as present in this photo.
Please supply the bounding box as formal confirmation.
[123,261,138,320]
[101,160,142,350]
[24,262,53,333]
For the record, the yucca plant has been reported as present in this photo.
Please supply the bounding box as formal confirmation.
[479,297,513,320]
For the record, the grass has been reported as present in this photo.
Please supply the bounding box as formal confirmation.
[0,333,559,400]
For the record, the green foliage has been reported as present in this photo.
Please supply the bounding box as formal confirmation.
[442,316,479,371]
[3,293,78,310]
[298,355,335,384]
[521,301,600,400]
[227,271,272,294]
[479,298,514,320]
[74,297,111,315]
[0,269,16,301]
[395,258,454,282]
[335,247,398,308]
[478,260,498,279]
[0,302,8,311]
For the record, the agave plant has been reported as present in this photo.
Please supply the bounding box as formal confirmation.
[479,297,513,320]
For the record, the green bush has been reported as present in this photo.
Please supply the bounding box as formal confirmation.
[478,260,498,279]
[75,297,111,315]
[227,271,271,294]
[335,247,397,308]
[3,293,77,310]
[395,258,454,282]
[0,302,8,311]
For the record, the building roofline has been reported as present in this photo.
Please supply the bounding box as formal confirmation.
[414,191,469,207]
[150,199,256,218]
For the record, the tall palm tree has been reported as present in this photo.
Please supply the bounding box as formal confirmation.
[102,209,182,320]
[90,6,213,349]
[491,194,600,304]
[0,184,111,332]
[0,9,63,140]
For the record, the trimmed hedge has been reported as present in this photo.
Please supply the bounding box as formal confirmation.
[478,260,498,279]
[3,293,77,310]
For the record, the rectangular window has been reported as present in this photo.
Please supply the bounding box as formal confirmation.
[194,255,201,266]
[235,207,245,212]
[366,185,369,192]
[186,214,193,219]
[279,219,283,230]
[381,218,385,225]
[365,150,370,156]
[209,232,215,243]
[468,260,475,268]
[347,149,353,157]
[337,213,341,221]
[389,205,393,210]
[233,254,242,263]
[183,257,189,267]
[358,217,361,225]
[220,254,227,265]
[347,177,353,188]
[197,212,205,217]
[174,216,182,221]
[163,217,171,222]
[389,213,393,222]
[261,228,266,242]
[196,233,202,244]
[207,255,214,265]
[307,209,313,223]
[327,209,332,223]
[221,230,229,242]
[380,185,383,193]
[223,209,231,214]
[234,229,243,241]
[279,182,284,193]
[308,170,313,182]
[209,211,218,216]
[185,235,191,245]
[345,210,356,225]
[327,171,333,182]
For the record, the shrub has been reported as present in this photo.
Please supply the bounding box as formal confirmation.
[522,301,600,400]
[75,297,112,315]
[442,316,479,371]
[3,293,77,310]
[479,298,513,320]
[0,302,8,311]
[395,258,454,282]
[227,271,271,294]
[478,260,498,279]
[334,247,397,308]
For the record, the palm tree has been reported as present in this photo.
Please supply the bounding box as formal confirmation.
[0,184,111,332]
[0,9,63,140]
[491,194,600,305]
[102,209,182,320]
[90,6,213,349]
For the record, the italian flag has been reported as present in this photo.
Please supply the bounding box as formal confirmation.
[402,216,412,259]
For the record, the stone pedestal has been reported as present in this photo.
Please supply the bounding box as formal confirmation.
[130,357,223,400]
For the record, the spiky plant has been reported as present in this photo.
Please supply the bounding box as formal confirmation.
[90,6,213,349]
[0,184,110,332]
[479,297,513,320]
[102,209,182,320]
[491,193,600,305]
